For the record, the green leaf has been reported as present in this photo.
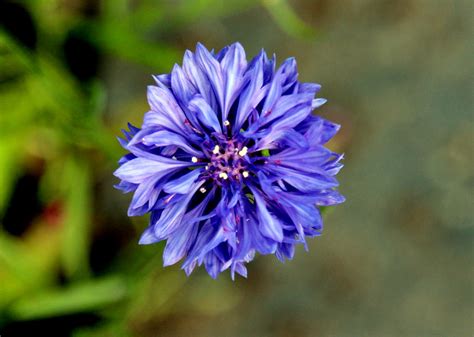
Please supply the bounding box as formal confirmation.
[319,206,334,216]
[262,0,316,39]
[61,157,92,280]
[0,138,23,218]
[261,149,271,157]
[8,277,128,320]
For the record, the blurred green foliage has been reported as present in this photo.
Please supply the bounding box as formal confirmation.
[0,0,472,336]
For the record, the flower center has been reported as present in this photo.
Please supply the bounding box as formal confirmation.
[193,139,250,185]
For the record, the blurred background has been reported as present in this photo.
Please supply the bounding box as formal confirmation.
[0,0,472,336]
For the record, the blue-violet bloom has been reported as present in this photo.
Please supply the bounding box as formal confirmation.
[114,42,345,279]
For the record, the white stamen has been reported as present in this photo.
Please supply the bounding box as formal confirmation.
[242,171,249,178]
[219,172,229,180]
[191,156,198,163]
[213,145,220,154]
[200,187,207,193]
[238,146,248,157]
[223,120,230,126]
[172,156,177,160]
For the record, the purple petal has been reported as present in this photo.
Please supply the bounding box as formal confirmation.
[188,95,222,133]
[170,64,197,106]
[279,57,298,91]
[261,92,314,126]
[114,157,191,184]
[267,146,333,173]
[162,217,199,266]
[182,50,218,111]
[195,43,225,113]
[128,175,162,215]
[304,117,341,145]
[261,67,284,116]
[147,86,187,134]
[254,102,312,150]
[153,181,203,239]
[182,221,226,270]
[275,243,295,262]
[250,188,284,242]
[234,53,264,131]
[141,129,203,157]
[152,74,171,88]
[215,45,230,61]
[220,42,247,120]
[162,169,203,194]
[264,165,339,192]
[138,226,159,245]
[298,82,321,95]
[312,98,327,109]
[204,253,222,279]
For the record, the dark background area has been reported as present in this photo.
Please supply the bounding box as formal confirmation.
[0,0,472,336]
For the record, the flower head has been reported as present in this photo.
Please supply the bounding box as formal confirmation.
[114,42,344,279]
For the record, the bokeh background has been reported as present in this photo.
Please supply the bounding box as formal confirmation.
[0,0,472,336]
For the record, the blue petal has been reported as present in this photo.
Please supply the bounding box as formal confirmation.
[127,127,161,146]
[162,188,215,263]
[162,169,203,194]
[314,189,346,206]
[234,53,264,131]
[141,129,203,157]
[231,262,248,280]
[128,175,162,215]
[162,216,199,266]
[147,86,187,134]
[278,129,309,149]
[114,156,191,184]
[254,102,312,150]
[204,253,222,279]
[231,200,254,260]
[169,64,204,130]
[196,227,226,265]
[260,92,314,126]
[114,180,137,193]
[261,67,284,116]
[195,43,225,113]
[188,95,222,133]
[215,45,230,61]
[268,101,312,130]
[244,212,277,254]
[170,64,197,105]
[304,117,341,145]
[263,164,339,192]
[279,57,298,91]
[250,188,284,242]
[312,98,327,109]
[262,51,275,84]
[152,74,171,88]
[182,50,218,111]
[322,155,344,176]
[267,146,333,173]
[117,136,129,149]
[275,243,295,262]
[118,153,135,166]
[182,219,226,267]
[143,110,180,133]
[298,82,321,95]
[138,226,159,245]
[153,181,203,240]
[220,42,247,119]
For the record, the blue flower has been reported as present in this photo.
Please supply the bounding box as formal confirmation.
[114,42,344,279]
